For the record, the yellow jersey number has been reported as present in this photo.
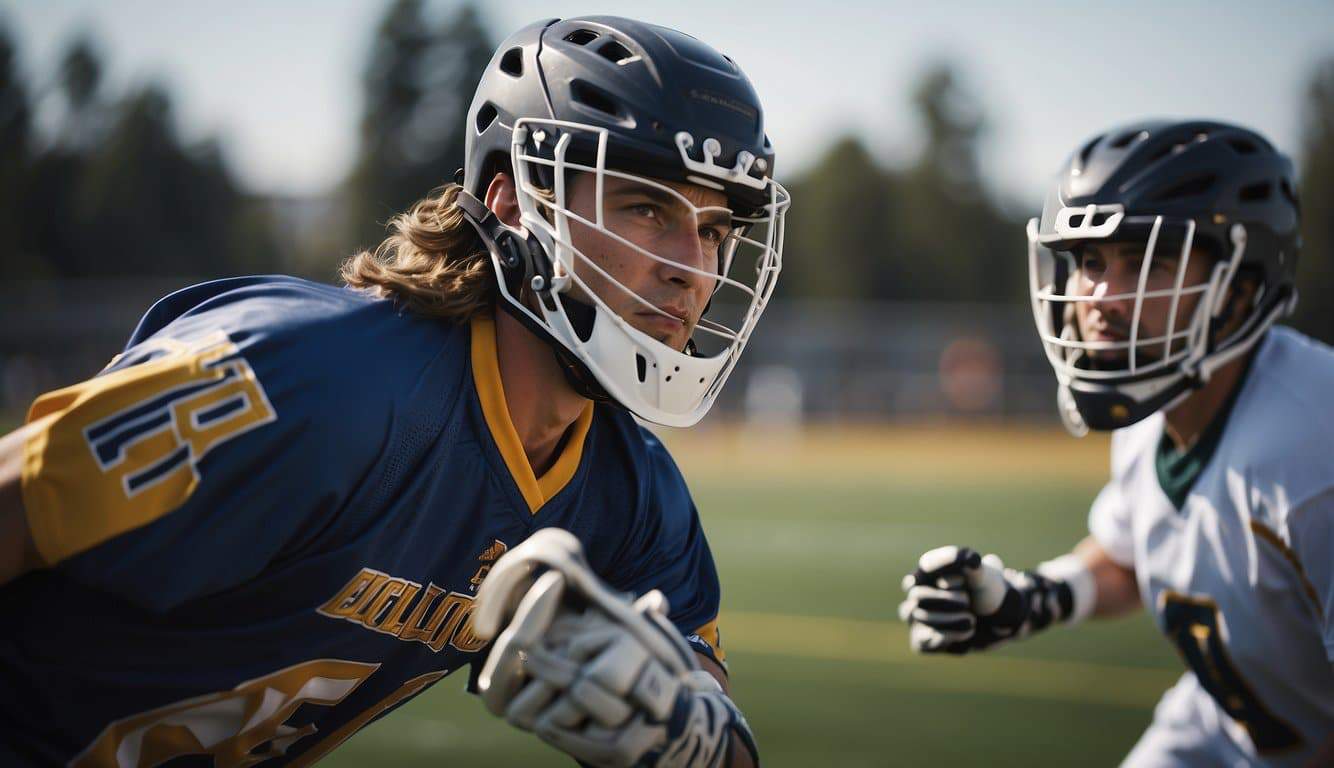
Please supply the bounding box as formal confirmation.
[22,332,277,564]
[70,659,446,768]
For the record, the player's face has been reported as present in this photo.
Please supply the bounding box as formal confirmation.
[1071,241,1214,365]
[562,175,730,352]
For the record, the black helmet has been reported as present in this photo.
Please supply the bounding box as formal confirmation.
[456,17,789,427]
[1027,119,1300,433]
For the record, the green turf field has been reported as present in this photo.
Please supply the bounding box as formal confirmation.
[321,425,1182,767]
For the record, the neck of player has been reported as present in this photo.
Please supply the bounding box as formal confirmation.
[493,306,590,477]
[1162,353,1249,452]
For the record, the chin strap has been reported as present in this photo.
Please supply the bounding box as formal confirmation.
[456,188,617,406]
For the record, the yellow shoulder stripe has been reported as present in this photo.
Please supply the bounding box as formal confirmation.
[692,618,726,663]
[470,316,593,515]
[21,332,275,564]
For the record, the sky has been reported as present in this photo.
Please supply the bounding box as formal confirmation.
[6,0,1333,208]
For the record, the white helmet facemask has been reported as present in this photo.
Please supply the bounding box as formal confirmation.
[494,118,789,428]
[1027,202,1285,435]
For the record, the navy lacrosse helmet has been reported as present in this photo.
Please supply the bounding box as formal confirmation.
[458,17,789,427]
[1027,119,1299,434]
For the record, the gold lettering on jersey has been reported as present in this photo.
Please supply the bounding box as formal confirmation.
[469,538,508,592]
[318,570,383,618]
[378,583,422,635]
[24,331,278,564]
[362,578,408,627]
[478,539,508,562]
[82,332,276,501]
[427,594,473,653]
[70,659,379,768]
[349,574,395,622]
[318,563,501,655]
[447,605,489,652]
[399,584,446,643]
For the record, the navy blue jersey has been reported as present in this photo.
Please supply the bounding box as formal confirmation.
[4,276,723,766]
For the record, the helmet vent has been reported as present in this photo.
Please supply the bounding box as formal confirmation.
[595,39,638,66]
[1110,130,1146,149]
[1238,181,1272,203]
[1153,174,1216,202]
[1145,144,1172,165]
[1280,178,1299,208]
[499,47,523,77]
[1227,138,1258,155]
[475,102,498,134]
[1076,135,1102,168]
[1145,139,1195,166]
[570,79,626,120]
[636,354,648,383]
[564,29,599,46]
[1065,211,1113,229]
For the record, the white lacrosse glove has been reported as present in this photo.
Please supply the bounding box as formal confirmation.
[898,545,1095,654]
[472,527,758,767]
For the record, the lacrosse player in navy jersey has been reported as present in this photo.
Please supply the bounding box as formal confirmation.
[900,120,1334,766]
[0,16,788,767]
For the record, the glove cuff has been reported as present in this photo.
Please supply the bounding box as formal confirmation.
[714,689,760,768]
[1036,553,1097,625]
[660,686,759,768]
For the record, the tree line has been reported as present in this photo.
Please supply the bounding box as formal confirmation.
[1,1,1331,342]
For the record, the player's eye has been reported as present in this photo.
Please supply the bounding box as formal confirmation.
[1080,253,1107,277]
[699,225,729,246]
[629,203,661,221]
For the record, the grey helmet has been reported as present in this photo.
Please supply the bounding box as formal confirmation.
[1027,119,1299,434]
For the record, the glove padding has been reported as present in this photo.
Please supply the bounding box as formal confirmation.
[473,527,756,767]
[898,545,1075,654]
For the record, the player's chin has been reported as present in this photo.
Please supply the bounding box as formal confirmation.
[1086,349,1169,370]
[1085,350,1129,370]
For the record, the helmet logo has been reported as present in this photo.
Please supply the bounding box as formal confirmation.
[686,88,758,120]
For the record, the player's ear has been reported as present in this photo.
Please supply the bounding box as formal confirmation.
[484,173,521,229]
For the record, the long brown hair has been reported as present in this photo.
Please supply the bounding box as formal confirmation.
[340,184,494,320]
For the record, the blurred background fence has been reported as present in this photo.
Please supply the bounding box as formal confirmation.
[0,283,1055,424]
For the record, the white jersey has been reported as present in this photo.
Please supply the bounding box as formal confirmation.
[1089,326,1334,767]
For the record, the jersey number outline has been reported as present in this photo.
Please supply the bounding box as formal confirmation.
[81,332,277,501]
[1159,590,1303,753]
[70,659,447,768]
[23,332,278,564]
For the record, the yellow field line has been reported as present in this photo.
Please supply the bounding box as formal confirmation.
[661,424,1114,484]
[722,611,1178,710]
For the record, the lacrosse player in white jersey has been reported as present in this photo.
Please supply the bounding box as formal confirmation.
[900,119,1334,767]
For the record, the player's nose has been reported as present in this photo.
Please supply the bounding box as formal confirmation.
[653,226,710,290]
[1089,259,1138,318]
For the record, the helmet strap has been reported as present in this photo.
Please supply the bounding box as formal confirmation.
[457,188,617,406]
